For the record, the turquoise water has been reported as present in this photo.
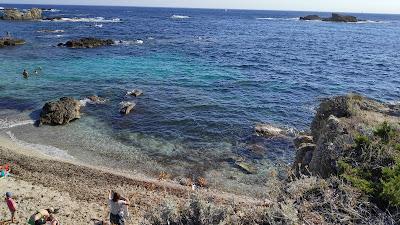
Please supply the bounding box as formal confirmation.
[1,5,400,195]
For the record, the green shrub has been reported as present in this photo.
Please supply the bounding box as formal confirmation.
[339,122,400,207]
[354,135,371,151]
[380,161,400,206]
[374,121,395,143]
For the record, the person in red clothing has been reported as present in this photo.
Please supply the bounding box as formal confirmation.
[5,192,17,223]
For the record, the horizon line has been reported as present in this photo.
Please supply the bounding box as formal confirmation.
[1,2,400,15]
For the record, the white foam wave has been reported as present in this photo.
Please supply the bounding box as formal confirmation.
[171,15,190,19]
[114,39,144,45]
[6,131,74,160]
[0,7,4,10]
[0,119,35,129]
[94,23,103,28]
[43,9,61,12]
[79,97,108,107]
[43,17,121,23]
[37,29,65,33]
[352,20,387,24]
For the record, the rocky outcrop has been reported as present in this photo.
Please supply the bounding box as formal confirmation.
[57,38,114,48]
[0,38,26,48]
[120,102,136,115]
[255,124,286,137]
[39,97,81,125]
[1,8,42,20]
[323,13,358,23]
[300,13,360,23]
[299,15,321,21]
[293,94,400,178]
[127,89,143,97]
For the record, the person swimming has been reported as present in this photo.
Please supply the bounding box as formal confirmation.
[22,69,29,78]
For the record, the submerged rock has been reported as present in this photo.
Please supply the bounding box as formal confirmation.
[0,38,26,48]
[58,38,114,48]
[120,101,136,115]
[235,161,257,174]
[127,89,143,97]
[39,97,81,125]
[0,8,42,20]
[255,123,289,137]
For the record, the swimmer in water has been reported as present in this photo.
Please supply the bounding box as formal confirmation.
[22,69,29,78]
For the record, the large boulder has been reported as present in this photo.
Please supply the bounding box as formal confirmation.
[294,94,400,178]
[39,97,81,125]
[58,38,114,48]
[1,8,42,20]
[0,38,26,48]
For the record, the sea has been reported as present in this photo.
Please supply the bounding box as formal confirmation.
[1,4,399,196]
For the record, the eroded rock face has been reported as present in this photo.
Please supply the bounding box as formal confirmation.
[39,97,81,125]
[58,38,114,48]
[1,8,42,20]
[293,94,400,178]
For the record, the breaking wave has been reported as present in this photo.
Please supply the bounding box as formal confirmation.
[43,17,121,23]
[0,119,35,129]
[171,15,190,19]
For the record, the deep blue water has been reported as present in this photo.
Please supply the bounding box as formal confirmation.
[1,5,400,188]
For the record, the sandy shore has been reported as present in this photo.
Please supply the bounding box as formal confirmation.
[0,135,266,224]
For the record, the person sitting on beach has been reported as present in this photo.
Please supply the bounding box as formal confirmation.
[28,208,54,225]
[108,190,130,225]
[47,214,60,225]
[5,192,17,223]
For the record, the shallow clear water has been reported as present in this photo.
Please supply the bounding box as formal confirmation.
[0,5,400,194]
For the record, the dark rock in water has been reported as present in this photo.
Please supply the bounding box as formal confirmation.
[254,123,288,137]
[120,102,136,115]
[0,8,42,20]
[293,143,316,173]
[58,38,114,48]
[300,13,360,23]
[293,135,314,149]
[127,89,143,97]
[0,38,26,48]
[42,16,63,21]
[39,97,81,125]
[323,13,358,23]
[299,15,321,21]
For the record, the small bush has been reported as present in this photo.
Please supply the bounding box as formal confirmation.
[381,160,400,206]
[374,121,395,143]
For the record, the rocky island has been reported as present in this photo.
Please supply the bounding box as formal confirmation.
[57,38,114,48]
[300,13,360,23]
[0,38,26,48]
